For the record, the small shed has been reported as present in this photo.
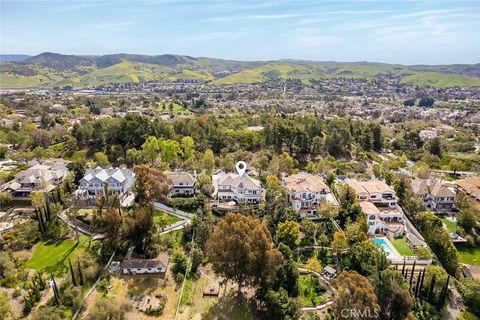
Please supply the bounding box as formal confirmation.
[322,266,337,279]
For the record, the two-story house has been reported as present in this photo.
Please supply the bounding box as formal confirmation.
[1,160,68,199]
[284,173,337,217]
[360,201,405,237]
[165,171,196,196]
[216,173,262,204]
[411,178,456,212]
[345,179,396,207]
[77,167,135,205]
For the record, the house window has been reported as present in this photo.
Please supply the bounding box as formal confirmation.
[370,195,376,199]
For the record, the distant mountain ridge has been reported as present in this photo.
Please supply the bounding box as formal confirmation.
[1,52,479,89]
[0,54,31,62]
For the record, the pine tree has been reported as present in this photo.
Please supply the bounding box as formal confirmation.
[69,259,77,286]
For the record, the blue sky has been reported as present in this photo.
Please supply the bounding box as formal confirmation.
[1,0,479,64]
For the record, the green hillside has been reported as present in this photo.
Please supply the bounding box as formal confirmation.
[214,63,327,84]
[1,52,479,88]
[400,73,480,88]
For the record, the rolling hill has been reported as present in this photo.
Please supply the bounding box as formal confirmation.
[0,52,479,88]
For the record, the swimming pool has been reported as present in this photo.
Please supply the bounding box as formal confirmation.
[372,238,398,257]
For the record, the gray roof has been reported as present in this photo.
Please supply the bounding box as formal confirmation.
[166,171,195,185]
[218,173,261,190]
[412,179,455,198]
[81,167,135,184]
[121,252,169,269]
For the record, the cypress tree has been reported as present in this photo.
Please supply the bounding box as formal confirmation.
[414,272,421,299]
[439,275,450,307]
[409,260,416,289]
[50,274,60,306]
[57,188,63,205]
[36,209,44,234]
[51,191,57,204]
[46,201,52,220]
[417,268,426,299]
[68,259,77,286]
[77,260,84,286]
[44,204,50,222]
[39,207,47,234]
[426,274,436,304]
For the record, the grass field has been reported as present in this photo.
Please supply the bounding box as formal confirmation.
[25,234,89,275]
[440,218,458,233]
[457,246,480,266]
[297,274,325,307]
[391,238,416,256]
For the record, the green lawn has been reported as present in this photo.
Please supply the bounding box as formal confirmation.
[156,102,192,115]
[457,246,480,266]
[25,234,89,275]
[153,210,183,228]
[297,274,325,307]
[77,208,94,216]
[391,238,416,256]
[440,218,458,233]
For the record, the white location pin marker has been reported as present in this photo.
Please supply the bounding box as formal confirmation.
[235,161,247,176]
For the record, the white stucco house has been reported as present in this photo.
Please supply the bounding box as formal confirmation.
[360,201,405,237]
[345,179,396,207]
